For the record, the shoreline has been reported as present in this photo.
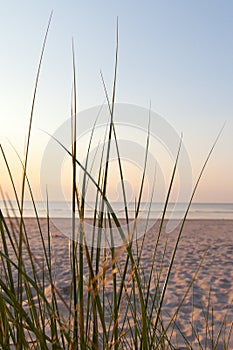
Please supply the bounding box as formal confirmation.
[4,216,233,221]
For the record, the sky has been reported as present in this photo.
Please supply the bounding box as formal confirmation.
[0,1,233,204]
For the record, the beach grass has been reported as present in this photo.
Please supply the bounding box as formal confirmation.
[0,16,231,349]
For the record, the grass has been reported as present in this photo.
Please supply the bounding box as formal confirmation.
[0,16,232,349]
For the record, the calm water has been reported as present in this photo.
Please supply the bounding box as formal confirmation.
[1,201,233,220]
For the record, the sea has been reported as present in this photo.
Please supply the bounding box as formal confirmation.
[1,201,233,220]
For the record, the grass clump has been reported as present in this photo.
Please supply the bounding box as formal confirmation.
[0,17,231,350]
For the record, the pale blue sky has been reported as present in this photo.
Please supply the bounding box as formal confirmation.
[0,1,233,202]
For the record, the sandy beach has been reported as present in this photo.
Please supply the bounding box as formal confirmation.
[2,217,233,349]
[145,219,233,349]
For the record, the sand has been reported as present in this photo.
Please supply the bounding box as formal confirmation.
[143,220,233,349]
[2,217,233,349]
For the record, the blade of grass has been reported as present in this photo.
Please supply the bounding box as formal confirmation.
[16,12,52,350]
[151,124,225,347]
[70,39,80,349]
